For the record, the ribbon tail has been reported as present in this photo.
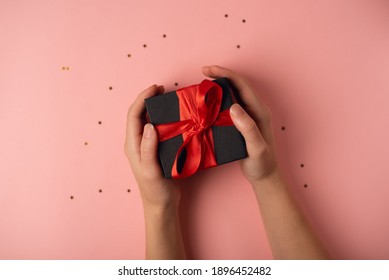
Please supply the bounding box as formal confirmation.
[199,128,217,170]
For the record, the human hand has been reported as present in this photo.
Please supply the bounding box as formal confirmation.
[124,85,180,210]
[202,65,279,184]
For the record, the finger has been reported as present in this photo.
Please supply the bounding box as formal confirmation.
[203,65,273,143]
[202,65,260,111]
[140,123,163,177]
[125,85,164,161]
[202,65,255,94]
[230,103,267,158]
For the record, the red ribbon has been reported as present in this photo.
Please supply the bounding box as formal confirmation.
[155,79,234,178]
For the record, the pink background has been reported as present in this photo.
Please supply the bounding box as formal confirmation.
[1,0,389,259]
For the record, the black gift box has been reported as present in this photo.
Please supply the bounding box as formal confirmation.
[144,78,247,178]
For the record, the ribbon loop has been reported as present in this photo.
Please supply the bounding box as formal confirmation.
[155,80,234,178]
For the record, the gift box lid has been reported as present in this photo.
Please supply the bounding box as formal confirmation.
[144,78,247,178]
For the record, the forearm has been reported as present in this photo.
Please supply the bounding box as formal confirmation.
[252,169,331,259]
[143,203,186,260]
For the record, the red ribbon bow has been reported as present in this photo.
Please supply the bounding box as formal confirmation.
[155,79,234,178]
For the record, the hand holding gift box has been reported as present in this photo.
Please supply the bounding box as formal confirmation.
[145,78,247,178]
[125,65,331,259]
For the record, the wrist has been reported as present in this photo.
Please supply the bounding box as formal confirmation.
[250,168,285,195]
[138,180,181,213]
[142,200,179,217]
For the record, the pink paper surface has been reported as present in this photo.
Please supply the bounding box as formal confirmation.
[1,0,389,259]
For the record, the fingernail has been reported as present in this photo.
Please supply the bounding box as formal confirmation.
[144,123,154,139]
[230,103,243,117]
[157,85,165,94]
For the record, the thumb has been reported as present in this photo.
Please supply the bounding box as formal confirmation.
[230,103,266,158]
[140,123,163,176]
